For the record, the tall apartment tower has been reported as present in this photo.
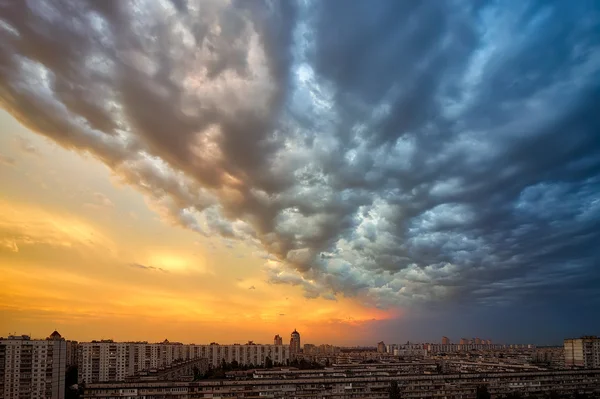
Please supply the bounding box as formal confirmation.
[274,335,283,345]
[442,336,450,345]
[377,341,386,353]
[565,336,600,368]
[290,330,301,357]
[0,331,67,399]
[78,341,289,382]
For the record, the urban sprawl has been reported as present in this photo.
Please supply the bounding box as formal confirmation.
[1,331,599,399]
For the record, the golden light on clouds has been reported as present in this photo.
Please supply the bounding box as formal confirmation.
[146,252,209,274]
[0,199,114,254]
[0,111,398,345]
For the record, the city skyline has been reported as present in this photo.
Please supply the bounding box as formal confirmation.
[0,328,568,347]
[1,0,600,347]
[2,328,599,399]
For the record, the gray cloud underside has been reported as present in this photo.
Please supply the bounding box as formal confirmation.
[128,263,168,273]
[1,0,599,308]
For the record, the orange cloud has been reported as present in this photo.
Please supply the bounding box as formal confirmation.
[0,199,115,254]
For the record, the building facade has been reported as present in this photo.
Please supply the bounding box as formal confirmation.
[65,341,78,369]
[0,331,67,399]
[441,336,450,345]
[273,335,282,346]
[427,343,509,353]
[564,336,600,368]
[82,369,600,399]
[290,330,301,357]
[78,341,290,383]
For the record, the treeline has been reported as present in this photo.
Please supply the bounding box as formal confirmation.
[196,357,325,380]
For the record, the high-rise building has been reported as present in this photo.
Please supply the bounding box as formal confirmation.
[290,330,301,357]
[442,336,450,345]
[0,331,67,399]
[459,338,468,345]
[475,338,482,345]
[377,341,386,353]
[303,344,317,355]
[65,340,78,368]
[78,341,288,383]
[274,335,283,345]
[565,336,600,368]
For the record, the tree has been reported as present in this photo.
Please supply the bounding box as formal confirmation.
[389,381,401,399]
[265,356,273,369]
[476,385,491,399]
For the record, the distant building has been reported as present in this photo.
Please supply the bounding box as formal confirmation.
[459,338,468,345]
[377,341,386,353]
[78,341,288,383]
[442,336,450,345]
[82,369,600,399]
[0,331,67,399]
[475,337,482,345]
[273,335,283,345]
[290,330,301,357]
[65,340,78,368]
[533,347,564,368]
[303,344,317,355]
[565,336,600,368]
[125,358,208,382]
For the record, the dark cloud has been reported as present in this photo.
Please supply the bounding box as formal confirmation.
[1,0,599,326]
[15,136,40,156]
[128,263,168,273]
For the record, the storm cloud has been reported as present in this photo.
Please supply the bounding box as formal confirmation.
[1,0,599,309]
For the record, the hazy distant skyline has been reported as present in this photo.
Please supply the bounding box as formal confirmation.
[1,0,599,345]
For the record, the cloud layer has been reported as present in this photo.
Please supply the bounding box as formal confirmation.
[1,0,599,308]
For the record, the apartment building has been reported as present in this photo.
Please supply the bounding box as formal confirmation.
[564,336,600,368]
[0,331,67,399]
[290,330,301,357]
[65,341,78,368]
[78,341,290,383]
[532,347,564,369]
[427,343,507,353]
[82,369,600,399]
[125,358,209,382]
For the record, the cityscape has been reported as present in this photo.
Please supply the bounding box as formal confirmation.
[1,0,600,399]
[1,330,599,398]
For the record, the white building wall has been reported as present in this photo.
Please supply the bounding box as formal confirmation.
[0,336,66,399]
[78,342,290,383]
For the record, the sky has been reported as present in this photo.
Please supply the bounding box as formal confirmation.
[0,0,599,346]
